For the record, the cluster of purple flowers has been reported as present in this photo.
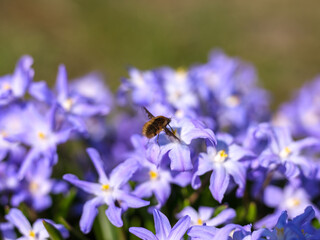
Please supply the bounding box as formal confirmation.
[0,50,320,239]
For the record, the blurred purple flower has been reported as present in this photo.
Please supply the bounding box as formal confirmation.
[129,209,191,240]
[255,184,320,229]
[30,65,111,133]
[12,159,67,211]
[176,206,235,227]
[63,148,149,233]
[5,208,69,239]
[18,104,72,179]
[258,126,320,178]
[274,77,320,139]
[0,55,34,105]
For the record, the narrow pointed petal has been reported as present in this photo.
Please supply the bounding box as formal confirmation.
[224,161,246,197]
[18,148,39,179]
[63,174,101,195]
[110,159,139,188]
[212,224,243,240]
[106,203,123,227]
[176,207,199,223]
[198,207,215,222]
[153,182,171,207]
[129,227,157,240]
[153,209,171,239]
[86,148,108,183]
[206,208,236,227]
[168,215,191,240]
[5,208,32,236]
[56,64,68,100]
[209,165,230,203]
[168,143,192,171]
[187,225,218,239]
[116,191,149,208]
[80,197,104,234]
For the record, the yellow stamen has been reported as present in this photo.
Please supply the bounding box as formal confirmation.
[38,132,46,140]
[214,150,228,163]
[101,184,110,191]
[29,230,36,237]
[3,83,11,90]
[287,198,301,208]
[197,218,203,225]
[279,146,291,159]
[63,98,73,111]
[176,67,187,80]
[276,227,284,237]
[29,181,39,193]
[149,170,158,180]
[0,130,8,138]
[226,95,240,107]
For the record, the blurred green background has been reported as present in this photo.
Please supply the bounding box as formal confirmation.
[1,0,320,106]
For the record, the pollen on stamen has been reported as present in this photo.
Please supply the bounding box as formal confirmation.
[62,98,73,111]
[196,218,203,225]
[149,170,158,180]
[214,150,228,163]
[101,184,110,191]
[3,83,11,91]
[29,230,36,237]
[279,146,292,159]
[38,132,46,140]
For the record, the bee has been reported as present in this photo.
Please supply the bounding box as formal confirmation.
[142,107,180,142]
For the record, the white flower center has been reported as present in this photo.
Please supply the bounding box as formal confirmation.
[279,146,291,159]
[214,150,228,163]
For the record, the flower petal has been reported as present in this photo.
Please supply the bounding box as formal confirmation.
[56,64,68,101]
[206,208,236,227]
[106,203,123,227]
[5,208,32,236]
[224,161,246,197]
[187,225,217,239]
[209,165,230,203]
[63,174,101,195]
[129,227,157,240]
[80,197,104,234]
[168,215,191,240]
[86,148,108,184]
[110,159,139,188]
[116,191,150,208]
[167,143,193,171]
[153,209,171,239]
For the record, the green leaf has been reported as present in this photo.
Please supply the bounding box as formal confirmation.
[56,188,77,220]
[93,205,125,240]
[246,202,257,223]
[43,220,64,240]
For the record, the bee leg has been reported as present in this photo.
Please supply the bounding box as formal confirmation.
[157,134,159,145]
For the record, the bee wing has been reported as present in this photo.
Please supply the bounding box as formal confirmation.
[142,107,155,119]
[164,127,180,142]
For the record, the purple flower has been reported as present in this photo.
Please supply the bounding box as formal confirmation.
[132,142,191,208]
[63,148,149,233]
[193,133,252,203]
[118,67,164,106]
[11,159,67,211]
[258,126,320,178]
[161,118,216,172]
[30,65,111,133]
[18,104,72,179]
[255,184,320,229]
[262,206,320,240]
[0,55,34,105]
[176,206,235,227]
[273,76,320,138]
[129,209,191,240]
[5,208,69,239]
